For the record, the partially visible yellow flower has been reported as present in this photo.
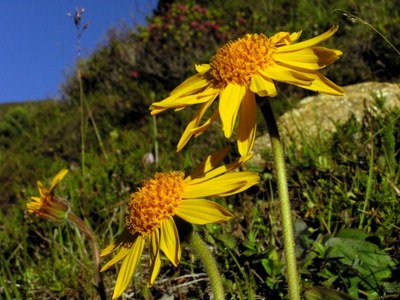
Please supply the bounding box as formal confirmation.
[150,25,344,156]
[27,169,69,222]
[101,149,259,299]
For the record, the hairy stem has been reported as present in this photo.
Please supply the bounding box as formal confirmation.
[189,231,225,300]
[258,99,301,300]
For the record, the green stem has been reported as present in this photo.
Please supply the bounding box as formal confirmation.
[84,99,109,161]
[359,141,374,229]
[258,99,301,300]
[68,212,107,300]
[77,65,87,216]
[152,115,159,169]
[189,231,225,300]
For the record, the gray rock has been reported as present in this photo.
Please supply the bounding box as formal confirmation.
[250,82,400,170]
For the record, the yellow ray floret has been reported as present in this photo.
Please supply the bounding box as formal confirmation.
[150,26,344,156]
[101,149,259,299]
[27,169,70,222]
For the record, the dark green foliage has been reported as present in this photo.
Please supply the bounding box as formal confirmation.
[60,0,400,130]
[134,2,248,93]
[0,106,32,148]
[284,102,400,298]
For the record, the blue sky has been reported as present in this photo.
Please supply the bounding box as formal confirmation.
[0,0,157,103]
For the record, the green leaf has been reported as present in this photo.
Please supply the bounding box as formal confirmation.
[304,287,359,300]
[217,233,238,250]
[325,236,394,283]
[335,228,370,241]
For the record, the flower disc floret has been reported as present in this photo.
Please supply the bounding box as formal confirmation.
[126,171,185,236]
[209,33,274,87]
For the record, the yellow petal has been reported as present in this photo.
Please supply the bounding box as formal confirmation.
[148,229,161,286]
[217,173,260,196]
[289,30,302,43]
[151,96,201,110]
[100,246,131,272]
[169,73,209,98]
[237,91,257,156]
[184,172,259,198]
[191,108,219,137]
[273,47,342,70]
[159,217,181,266]
[270,31,292,45]
[176,199,234,224]
[259,64,314,86]
[27,198,41,212]
[293,71,344,95]
[177,99,215,152]
[100,229,136,257]
[195,64,211,73]
[276,25,339,53]
[29,197,42,204]
[49,169,68,193]
[152,86,218,109]
[188,155,253,185]
[250,73,277,97]
[37,181,47,197]
[187,147,231,180]
[150,106,168,115]
[219,84,246,138]
[112,236,145,299]
[101,242,119,258]
[150,75,210,116]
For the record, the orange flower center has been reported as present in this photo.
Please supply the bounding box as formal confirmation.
[208,33,275,87]
[125,172,185,236]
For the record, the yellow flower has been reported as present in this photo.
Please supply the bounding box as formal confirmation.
[101,148,259,299]
[150,26,344,156]
[27,169,70,222]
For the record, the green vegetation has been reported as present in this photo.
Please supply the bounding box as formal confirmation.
[1,1,399,299]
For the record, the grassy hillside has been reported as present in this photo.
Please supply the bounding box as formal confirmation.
[1,1,399,299]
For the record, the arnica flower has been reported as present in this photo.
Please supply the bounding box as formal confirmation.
[101,148,259,299]
[27,169,70,222]
[150,26,344,156]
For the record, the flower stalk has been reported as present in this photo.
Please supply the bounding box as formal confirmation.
[258,99,301,300]
[67,212,107,300]
[189,231,225,300]
[27,169,106,299]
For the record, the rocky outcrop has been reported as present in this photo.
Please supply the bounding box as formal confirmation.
[250,82,400,169]
[279,81,400,141]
